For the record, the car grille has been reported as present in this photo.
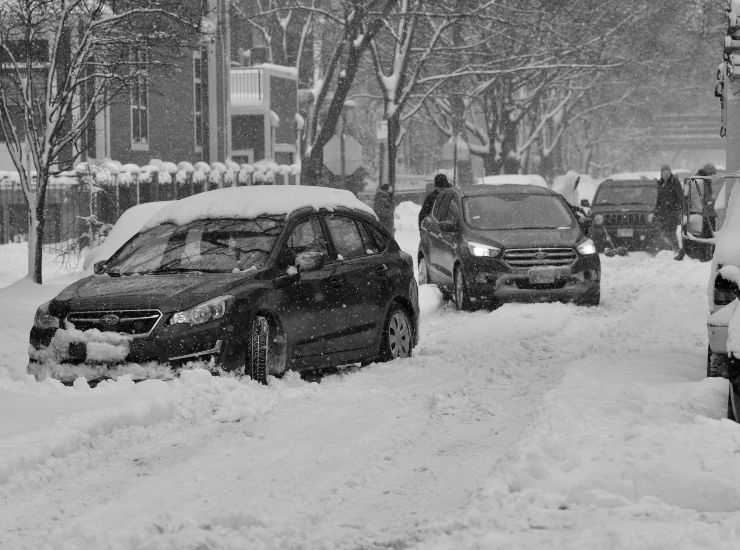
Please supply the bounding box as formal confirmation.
[503,248,577,268]
[604,212,648,226]
[66,309,162,336]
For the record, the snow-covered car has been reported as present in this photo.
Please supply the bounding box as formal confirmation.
[701,171,740,419]
[28,186,419,385]
[475,174,549,188]
[586,178,661,252]
[418,184,600,309]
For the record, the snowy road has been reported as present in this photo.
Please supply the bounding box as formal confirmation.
[2,212,739,549]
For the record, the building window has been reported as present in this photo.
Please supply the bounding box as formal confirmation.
[131,50,149,149]
[193,52,203,151]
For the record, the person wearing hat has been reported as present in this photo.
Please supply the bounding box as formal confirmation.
[418,173,451,227]
[373,182,395,233]
[655,164,683,257]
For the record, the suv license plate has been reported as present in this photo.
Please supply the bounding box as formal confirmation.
[529,268,555,284]
[617,228,633,237]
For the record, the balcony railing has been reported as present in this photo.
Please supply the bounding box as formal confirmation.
[231,68,263,107]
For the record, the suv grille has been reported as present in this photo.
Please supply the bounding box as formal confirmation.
[503,248,577,268]
[66,309,162,336]
[604,212,648,226]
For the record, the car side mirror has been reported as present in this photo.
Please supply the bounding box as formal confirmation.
[295,250,326,272]
[438,220,458,232]
[93,260,107,274]
[580,199,590,208]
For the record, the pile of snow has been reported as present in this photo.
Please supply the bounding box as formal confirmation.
[144,185,377,229]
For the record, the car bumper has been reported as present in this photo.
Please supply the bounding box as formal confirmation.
[28,319,242,383]
[594,226,659,249]
[465,254,600,304]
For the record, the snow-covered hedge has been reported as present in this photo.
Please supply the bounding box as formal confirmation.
[0,158,301,187]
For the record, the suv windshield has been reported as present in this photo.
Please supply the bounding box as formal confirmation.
[104,217,284,275]
[462,194,575,230]
[594,181,657,206]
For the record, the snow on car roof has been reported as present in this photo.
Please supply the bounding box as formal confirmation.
[144,185,376,230]
[475,174,549,188]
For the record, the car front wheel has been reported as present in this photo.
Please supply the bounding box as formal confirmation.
[380,304,413,361]
[418,255,430,285]
[245,315,287,384]
[454,266,472,311]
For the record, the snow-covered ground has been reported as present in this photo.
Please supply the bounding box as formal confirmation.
[1,202,738,550]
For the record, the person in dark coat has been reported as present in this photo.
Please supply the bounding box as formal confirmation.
[418,173,451,227]
[373,183,394,233]
[654,165,683,256]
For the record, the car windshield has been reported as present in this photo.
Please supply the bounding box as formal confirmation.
[593,181,657,206]
[104,217,284,275]
[462,194,575,230]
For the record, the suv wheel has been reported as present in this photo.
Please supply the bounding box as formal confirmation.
[454,266,472,311]
[418,255,430,285]
[707,348,730,378]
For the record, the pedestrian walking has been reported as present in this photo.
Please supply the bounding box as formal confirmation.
[654,165,684,259]
[373,182,395,233]
[418,173,451,227]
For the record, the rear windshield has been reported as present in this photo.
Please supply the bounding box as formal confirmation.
[462,194,575,230]
[593,181,657,206]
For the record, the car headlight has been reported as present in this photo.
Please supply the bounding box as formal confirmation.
[169,295,234,326]
[593,214,604,225]
[467,241,501,257]
[577,239,597,255]
[33,301,60,330]
[647,212,655,223]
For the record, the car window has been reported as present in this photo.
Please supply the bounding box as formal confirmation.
[356,220,380,254]
[433,192,453,220]
[325,215,368,260]
[462,194,575,230]
[367,223,388,252]
[593,182,657,206]
[444,199,460,224]
[287,216,329,256]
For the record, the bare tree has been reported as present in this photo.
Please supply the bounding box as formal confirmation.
[0,0,203,283]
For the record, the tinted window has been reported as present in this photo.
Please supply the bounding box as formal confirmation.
[367,223,388,252]
[325,215,366,260]
[462,194,575,230]
[287,217,328,255]
[593,182,657,206]
[105,217,283,274]
[356,220,380,254]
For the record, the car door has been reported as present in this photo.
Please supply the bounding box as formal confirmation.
[321,213,385,352]
[275,214,343,358]
[427,191,454,281]
[436,194,462,283]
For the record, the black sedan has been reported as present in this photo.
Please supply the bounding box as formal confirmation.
[29,186,419,384]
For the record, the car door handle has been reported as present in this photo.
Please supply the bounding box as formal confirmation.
[329,276,342,289]
[375,264,388,275]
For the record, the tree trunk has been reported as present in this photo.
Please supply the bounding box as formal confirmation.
[301,150,323,186]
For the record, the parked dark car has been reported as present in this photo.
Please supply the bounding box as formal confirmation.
[586,178,661,252]
[29,186,419,385]
[418,184,601,309]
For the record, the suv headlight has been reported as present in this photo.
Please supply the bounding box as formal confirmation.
[593,214,604,225]
[33,301,60,330]
[577,239,597,255]
[169,295,234,326]
[467,242,501,257]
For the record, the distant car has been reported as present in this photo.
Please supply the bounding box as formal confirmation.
[586,178,661,252]
[476,174,549,188]
[29,186,419,385]
[418,184,600,309]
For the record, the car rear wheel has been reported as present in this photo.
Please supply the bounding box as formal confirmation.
[729,385,738,422]
[418,256,430,285]
[707,348,730,378]
[379,304,413,361]
[454,266,472,311]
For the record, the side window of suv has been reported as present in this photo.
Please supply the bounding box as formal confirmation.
[325,215,367,260]
[433,192,453,220]
[444,198,460,224]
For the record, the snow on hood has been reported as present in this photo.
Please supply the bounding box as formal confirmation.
[552,170,580,206]
[144,186,376,230]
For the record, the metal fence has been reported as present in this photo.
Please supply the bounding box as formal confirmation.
[0,168,299,246]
